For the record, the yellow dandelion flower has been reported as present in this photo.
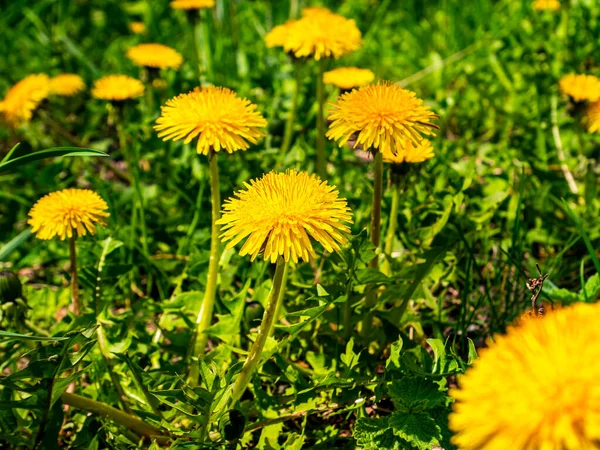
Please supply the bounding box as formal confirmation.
[382,138,434,164]
[154,86,267,155]
[28,189,110,240]
[130,21,147,34]
[559,74,600,103]
[0,74,50,127]
[585,100,600,134]
[170,0,215,10]
[450,302,600,450]
[49,74,85,97]
[267,10,361,60]
[217,170,353,263]
[91,75,144,101]
[323,67,375,90]
[327,82,439,155]
[127,43,183,70]
[532,0,560,11]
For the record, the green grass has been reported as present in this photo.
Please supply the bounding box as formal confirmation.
[1,0,600,448]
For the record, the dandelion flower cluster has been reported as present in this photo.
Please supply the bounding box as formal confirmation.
[382,139,434,164]
[130,21,147,34]
[217,170,353,263]
[49,74,85,97]
[532,0,560,11]
[323,67,375,90]
[585,100,600,134]
[155,86,267,155]
[0,74,50,127]
[28,189,110,240]
[91,75,144,101]
[450,301,600,450]
[127,43,183,70]
[327,82,438,155]
[265,9,362,60]
[559,74,600,102]
[170,0,215,10]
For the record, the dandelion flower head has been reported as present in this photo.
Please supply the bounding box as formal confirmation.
[127,43,183,70]
[91,75,144,101]
[585,100,600,134]
[327,82,439,155]
[170,0,215,10]
[450,301,600,450]
[217,170,353,263]
[49,74,85,97]
[532,0,560,11]
[382,139,434,164]
[266,9,361,60]
[559,74,600,102]
[323,67,375,90]
[130,21,147,34]
[0,74,50,127]
[154,86,267,155]
[28,189,110,240]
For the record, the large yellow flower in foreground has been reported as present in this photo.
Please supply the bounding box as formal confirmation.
[170,0,214,9]
[559,74,600,102]
[266,10,361,60]
[450,302,600,450]
[383,139,434,164]
[127,43,183,70]
[217,170,353,263]
[154,86,267,155]
[28,189,110,240]
[327,82,439,155]
[0,74,50,127]
[323,67,375,90]
[49,74,85,97]
[585,100,600,134]
[532,0,560,11]
[91,75,144,101]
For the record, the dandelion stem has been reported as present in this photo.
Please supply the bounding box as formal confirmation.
[189,151,221,382]
[316,58,327,178]
[192,12,213,84]
[230,256,288,406]
[280,61,302,156]
[270,261,289,337]
[382,175,402,276]
[69,236,81,316]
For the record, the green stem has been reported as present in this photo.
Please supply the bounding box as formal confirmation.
[69,236,80,316]
[270,262,289,337]
[362,151,384,334]
[192,12,213,84]
[117,121,149,257]
[189,151,221,382]
[280,61,302,155]
[382,176,402,276]
[60,392,168,443]
[230,256,287,406]
[316,58,326,179]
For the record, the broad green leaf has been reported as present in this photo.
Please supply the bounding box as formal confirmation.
[388,377,444,413]
[389,411,441,450]
[354,416,403,450]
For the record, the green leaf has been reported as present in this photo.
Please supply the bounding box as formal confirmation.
[0,147,108,174]
[257,422,283,450]
[340,338,361,372]
[354,417,403,450]
[386,338,403,372]
[389,411,441,450]
[0,331,68,342]
[388,377,444,413]
[426,339,460,375]
[355,268,392,285]
[0,229,32,261]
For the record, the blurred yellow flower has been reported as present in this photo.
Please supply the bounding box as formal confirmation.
[323,67,375,90]
[327,82,439,155]
[532,0,560,11]
[450,302,600,450]
[28,189,110,240]
[155,86,267,155]
[91,75,144,101]
[382,139,434,164]
[129,21,147,34]
[0,74,50,127]
[217,170,353,263]
[585,100,600,134]
[170,0,215,10]
[49,74,85,97]
[266,10,361,60]
[127,43,183,70]
[559,74,600,102]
